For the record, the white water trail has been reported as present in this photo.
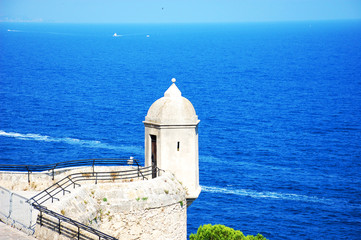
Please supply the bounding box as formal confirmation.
[202,185,331,204]
[0,130,143,154]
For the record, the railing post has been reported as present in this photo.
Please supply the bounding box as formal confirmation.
[78,227,80,240]
[39,211,43,226]
[92,159,95,176]
[95,172,98,184]
[26,166,30,184]
[138,165,140,177]
[52,168,55,180]
[58,219,61,234]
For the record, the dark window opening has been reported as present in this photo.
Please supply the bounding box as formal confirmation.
[151,135,157,178]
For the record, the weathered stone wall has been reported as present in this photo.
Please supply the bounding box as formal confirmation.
[0,167,187,239]
[35,172,187,240]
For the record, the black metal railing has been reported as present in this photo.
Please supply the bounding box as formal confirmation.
[34,205,117,240]
[30,166,153,205]
[1,158,158,240]
[0,158,143,183]
[26,163,154,240]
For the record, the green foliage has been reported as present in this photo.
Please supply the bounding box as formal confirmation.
[189,224,267,240]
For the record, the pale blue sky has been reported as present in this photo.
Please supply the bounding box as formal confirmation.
[1,0,361,23]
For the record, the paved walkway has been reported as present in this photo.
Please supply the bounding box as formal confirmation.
[0,221,36,240]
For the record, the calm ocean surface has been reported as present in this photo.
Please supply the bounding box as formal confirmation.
[1,21,361,239]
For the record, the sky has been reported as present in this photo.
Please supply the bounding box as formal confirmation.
[1,0,361,23]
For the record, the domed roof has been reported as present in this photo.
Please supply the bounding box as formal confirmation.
[145,79,199,125]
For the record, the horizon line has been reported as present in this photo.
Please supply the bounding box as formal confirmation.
[1,18,361,25]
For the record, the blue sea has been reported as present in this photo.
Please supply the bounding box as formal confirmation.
[1,21,361,239]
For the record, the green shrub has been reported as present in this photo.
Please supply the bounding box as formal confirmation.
[189,224,267,240]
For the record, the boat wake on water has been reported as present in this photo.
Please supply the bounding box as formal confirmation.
[202,185,336,204]
[0,130,143,154]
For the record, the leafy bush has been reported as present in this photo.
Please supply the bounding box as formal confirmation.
[189,224,267,240]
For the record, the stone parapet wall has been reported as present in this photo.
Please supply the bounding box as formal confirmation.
[35,172,187,240]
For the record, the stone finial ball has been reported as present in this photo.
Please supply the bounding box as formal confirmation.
[172,78,176,83]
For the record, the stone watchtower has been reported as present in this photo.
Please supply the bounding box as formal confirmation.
[144,78,201,205]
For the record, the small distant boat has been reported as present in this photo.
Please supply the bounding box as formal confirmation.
[113,33,122,37]
[146,35,150,38]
